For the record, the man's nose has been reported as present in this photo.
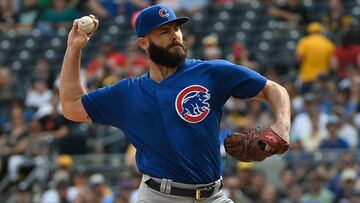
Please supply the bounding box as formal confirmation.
[170,30,180,41]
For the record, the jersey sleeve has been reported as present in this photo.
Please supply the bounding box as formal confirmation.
[81,79,129,126]
[210,60,267,99]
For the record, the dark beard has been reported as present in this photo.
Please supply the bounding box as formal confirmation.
[148,41,186,69]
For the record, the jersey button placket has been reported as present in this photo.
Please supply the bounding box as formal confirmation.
[156,85,165,109]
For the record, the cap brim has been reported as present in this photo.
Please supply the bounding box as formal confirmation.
[170,17,189,26]
[142,17,189,37]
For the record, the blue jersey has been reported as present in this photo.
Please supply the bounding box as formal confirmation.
[82,59,266,184]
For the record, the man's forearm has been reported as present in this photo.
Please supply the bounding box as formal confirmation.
[59,16,98,122]
[264,81,291,132]
[59,48,86,112]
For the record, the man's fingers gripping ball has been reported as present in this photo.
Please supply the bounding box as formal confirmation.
[224,127,289,162]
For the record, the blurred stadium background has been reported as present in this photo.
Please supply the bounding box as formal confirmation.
[0,0,360,202]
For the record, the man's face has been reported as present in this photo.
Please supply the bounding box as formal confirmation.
[146,22,187,68]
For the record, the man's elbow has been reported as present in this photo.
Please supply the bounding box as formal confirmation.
[60,96,89,122]
[273,81,289,95]
[62,108,89,123]
[60,101,80,121]
[61,105,76,121]
[266,80,289,96]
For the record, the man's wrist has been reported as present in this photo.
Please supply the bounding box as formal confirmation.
[272,120,291,140]
[67,46,82,53]
[276,120,291,130]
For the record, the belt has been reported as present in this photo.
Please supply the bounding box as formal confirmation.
[145,178,223,200]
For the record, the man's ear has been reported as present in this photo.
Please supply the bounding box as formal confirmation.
[137,37,149,50]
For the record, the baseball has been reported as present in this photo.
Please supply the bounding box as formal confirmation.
[78,16,95,34]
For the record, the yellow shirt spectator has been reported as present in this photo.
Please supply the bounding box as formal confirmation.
[296,23,335,83]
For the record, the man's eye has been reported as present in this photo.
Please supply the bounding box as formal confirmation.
[161,31,168,34]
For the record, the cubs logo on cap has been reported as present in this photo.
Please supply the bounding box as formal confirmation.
[175,85,211,123]
[159,8,170,18]
[135,4,189,38]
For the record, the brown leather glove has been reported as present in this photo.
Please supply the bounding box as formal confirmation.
[224,127,289,162]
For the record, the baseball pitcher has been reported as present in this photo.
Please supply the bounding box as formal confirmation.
[59,4,291,203]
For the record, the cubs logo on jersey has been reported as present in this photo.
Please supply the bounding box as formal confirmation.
[175,85,210,123]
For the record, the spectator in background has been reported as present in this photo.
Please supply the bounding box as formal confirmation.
[0,106,30,180]
[277,169,297,199]
[25,77,52,111]
[16,0,43,33]
[303,172,335,203]
[88,173,112,203]
[0,123,4,140]
[102,179,134,203]
[336,168,359,202]
[122,0,154,19]
[290,93,328,144]
[335,106,359,149]
[246,171,267,201]
[279,183,304,203]
[213,0,243,6]
[331,29,360,79]
[339,190,360,203]
[76,0,120,18]
[311,74,336,113]
[124,36,148,76]
[158,0,208,16]
[267,0,309,28]
[124,144,137,173]
[56,154,73,173]
[129,172,142,202]
[36,91,87,155]
[72,167,89,203]
[42,180,71,203]
[283,79,302,115]
[319,115,349,149]
[37,0,80,33]
[327,154,357,197]
[0,0,18,31]
[299,111,327,152]
[246,100,273,129]
[41,170,78,203]
[36,0,51,10]
[201,35,222,60]
[222,175,252,203]
[86,35,127,84]
[354,106,360,131]
[295,22,335,92]
[322,0,353,43]
[349,69,360,113]
[0,68,17,122]
[236,162,254,199]
[232,41,259,71]
[32,58,56,89]
[257,184,278,203]
[181,28,196,58]
[15,183,32,203]
[97,0,122,17]
[332,86,356,119]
